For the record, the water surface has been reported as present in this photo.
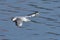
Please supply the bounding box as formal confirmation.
[0,0,60,40]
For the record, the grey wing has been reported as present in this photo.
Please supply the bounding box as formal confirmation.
[26,11,39,17]
[15,19,23,27]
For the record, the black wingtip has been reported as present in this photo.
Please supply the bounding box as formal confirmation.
[35,11,38,13]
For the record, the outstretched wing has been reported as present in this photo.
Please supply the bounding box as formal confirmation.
[26,11,39,17]
[15,18,23,27]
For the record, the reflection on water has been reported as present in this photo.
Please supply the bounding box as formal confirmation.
[39,16,57,21]
[32,33,40,35]
[0,19,8,21]
[2,39,9,40]
[41,0,59,3]
[28,4,53,11]
[49,38,58,40]
[25,28,33,30]
[47,32,60,35]
[0,0,6,2]
[14,0,28,4]
[40,12,50,14]
[31,20,41,24]
[57,6,60,8]
[0,9,18,13]
[0,35,5,36]
[0,0,60,40]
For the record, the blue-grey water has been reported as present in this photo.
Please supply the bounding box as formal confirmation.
[0,0,60,40]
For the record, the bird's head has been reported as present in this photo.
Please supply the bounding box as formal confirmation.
[11,17,17,22]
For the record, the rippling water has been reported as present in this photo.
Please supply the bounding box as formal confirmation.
[0,0,60,40]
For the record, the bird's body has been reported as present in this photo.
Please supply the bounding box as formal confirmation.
[12,16,30,22]
[11,11,39,27]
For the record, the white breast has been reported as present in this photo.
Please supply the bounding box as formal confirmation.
[21,17,30,22]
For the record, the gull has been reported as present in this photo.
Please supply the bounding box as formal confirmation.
[11,11,39,27]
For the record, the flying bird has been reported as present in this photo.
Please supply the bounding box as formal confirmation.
[11,11,39,27]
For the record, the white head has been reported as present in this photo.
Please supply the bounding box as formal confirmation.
[11,17,17,22]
